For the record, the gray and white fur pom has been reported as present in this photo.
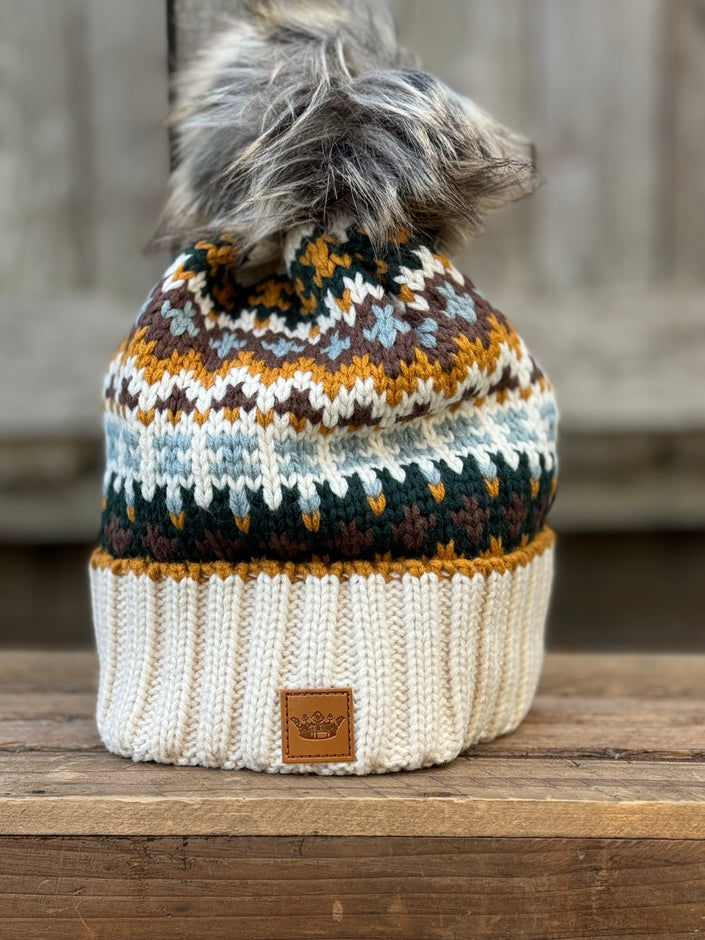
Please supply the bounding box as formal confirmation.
[155,0,541,266]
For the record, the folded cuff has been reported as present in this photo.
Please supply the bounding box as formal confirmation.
[89,530,554,774]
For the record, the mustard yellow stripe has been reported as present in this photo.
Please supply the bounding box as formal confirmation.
[90,528,555,585]
[114,311,522,404]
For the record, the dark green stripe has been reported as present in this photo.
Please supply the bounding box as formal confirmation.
[100,452,556,564]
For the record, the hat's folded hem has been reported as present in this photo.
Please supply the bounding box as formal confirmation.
[90,530,554,774]
[89,527,555,583]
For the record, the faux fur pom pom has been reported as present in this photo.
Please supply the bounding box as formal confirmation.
[155,0,541,265]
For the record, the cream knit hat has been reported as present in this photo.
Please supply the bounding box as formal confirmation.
[89,0,557,774]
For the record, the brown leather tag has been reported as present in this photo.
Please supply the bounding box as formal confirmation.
[280,688,355,763]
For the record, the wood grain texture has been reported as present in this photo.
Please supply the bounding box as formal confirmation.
[2,835,705,939]
[523,0,662,290]
[0,0,169,298]
[3,288,704,540]
[3,759,705,839]
[84,1,171,295]
[5,649,705,694]
[0,0,89,292]
[4,0,705,546]
[1,652,705,839]
[392,0,535,292]
[493,289,705,434]
[670,0,705,281]
[170,0,703,295]
[0,294,133,439]
[2,651,705,937]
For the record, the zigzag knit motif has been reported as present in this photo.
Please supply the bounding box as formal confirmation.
[99,225,557,566]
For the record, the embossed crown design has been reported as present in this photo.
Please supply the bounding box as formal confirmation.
[291,710,345,740]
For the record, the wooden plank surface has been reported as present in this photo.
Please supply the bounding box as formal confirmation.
[3,756,705,839]
[1,652,704,839]
[2,835,705,940]
[2,652,705,938]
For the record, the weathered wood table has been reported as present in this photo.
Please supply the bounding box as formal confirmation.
[1,651,704,939]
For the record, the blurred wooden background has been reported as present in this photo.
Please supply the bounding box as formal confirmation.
[1,0,704,647]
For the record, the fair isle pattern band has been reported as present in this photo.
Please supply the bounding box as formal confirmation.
[89,532,554,775]
[100,226,557,567]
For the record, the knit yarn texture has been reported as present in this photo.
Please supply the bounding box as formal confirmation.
[89,223,558,774]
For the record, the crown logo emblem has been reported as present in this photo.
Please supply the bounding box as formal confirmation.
[291,710,345,740]
[281,688,355,763]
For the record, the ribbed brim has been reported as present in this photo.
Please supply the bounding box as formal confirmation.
[89,530,554,774]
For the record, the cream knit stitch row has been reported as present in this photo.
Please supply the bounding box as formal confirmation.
[90,543,553,775]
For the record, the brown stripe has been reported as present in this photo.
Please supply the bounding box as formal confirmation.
[90,528,555,585]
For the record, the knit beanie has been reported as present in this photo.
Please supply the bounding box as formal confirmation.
[89,0,558,774]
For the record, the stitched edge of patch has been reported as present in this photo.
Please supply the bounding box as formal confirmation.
[281,688,355,763]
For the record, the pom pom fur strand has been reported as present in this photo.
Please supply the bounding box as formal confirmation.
[155,0,541,266]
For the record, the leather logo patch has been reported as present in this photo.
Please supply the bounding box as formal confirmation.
[280,688,355,763]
